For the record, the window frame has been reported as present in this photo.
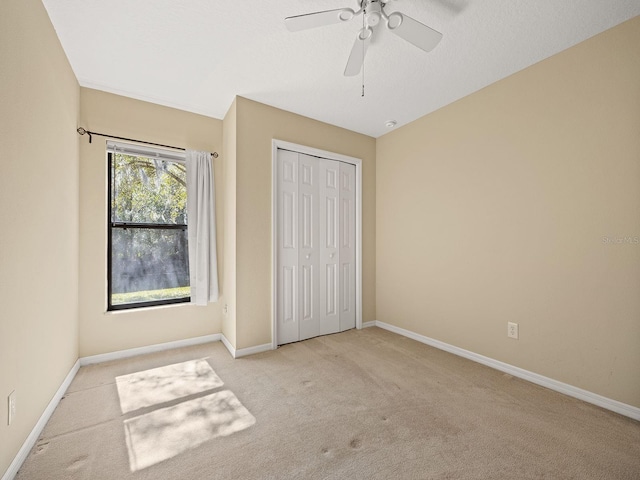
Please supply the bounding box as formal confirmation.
[107,147,191,311]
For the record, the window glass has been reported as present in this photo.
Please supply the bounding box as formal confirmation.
[108,151,190,310]
[111,155,187,224]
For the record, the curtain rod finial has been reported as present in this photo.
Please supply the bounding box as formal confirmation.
[77,127,92,143]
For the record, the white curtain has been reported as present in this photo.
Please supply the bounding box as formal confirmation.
[185,150,219,305]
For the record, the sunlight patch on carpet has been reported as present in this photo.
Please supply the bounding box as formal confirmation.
[116,359,223,414]
[124,390,256,471]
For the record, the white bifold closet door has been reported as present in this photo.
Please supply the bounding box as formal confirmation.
[277,149,356,345]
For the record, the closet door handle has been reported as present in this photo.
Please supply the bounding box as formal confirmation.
[305,254,310,259]
[329,253,335,259]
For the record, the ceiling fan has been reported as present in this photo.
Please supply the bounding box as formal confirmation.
[285,0,443,77]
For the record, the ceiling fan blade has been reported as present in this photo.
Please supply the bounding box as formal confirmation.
[285,8,355,32]
[344,28,372,77]
[387,12,442,52]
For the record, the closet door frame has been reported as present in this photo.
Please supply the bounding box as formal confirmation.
[272,139,363,349]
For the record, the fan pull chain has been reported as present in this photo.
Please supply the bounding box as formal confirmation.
[361,9,365,97]
[361,43,365,97]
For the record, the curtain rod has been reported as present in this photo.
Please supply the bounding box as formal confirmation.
[76,127,219,158]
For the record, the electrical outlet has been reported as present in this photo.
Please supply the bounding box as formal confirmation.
[8,391,16,425]
[507,322,519,339]
[223,304,229,315]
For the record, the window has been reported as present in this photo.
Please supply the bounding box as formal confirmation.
[107,142,190,310]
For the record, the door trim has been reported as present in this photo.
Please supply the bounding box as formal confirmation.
[272,139,363,349]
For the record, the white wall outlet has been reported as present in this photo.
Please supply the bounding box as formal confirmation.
[8,391,16,425]
[507,322,519,339]
[223,304,229,315]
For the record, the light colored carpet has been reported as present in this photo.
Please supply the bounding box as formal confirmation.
[115,358,224,414]
[15,327,640,479]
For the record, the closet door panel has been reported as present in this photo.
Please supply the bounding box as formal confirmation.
[298,154,320,341]
[277,150,300,345]
[319,159,341,335]
[339,162,356,332]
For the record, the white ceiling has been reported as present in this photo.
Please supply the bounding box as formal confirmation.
[42,0,639,138]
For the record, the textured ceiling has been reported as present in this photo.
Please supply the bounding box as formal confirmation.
[42,0,639,138]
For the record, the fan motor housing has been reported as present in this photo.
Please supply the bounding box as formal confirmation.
[364,0,382,27]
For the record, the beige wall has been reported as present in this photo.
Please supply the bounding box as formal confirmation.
[232,97,376,349]
[78,89,224,356]
[376,17,640,407]
[222,99,238,346]
[0,0,80,475]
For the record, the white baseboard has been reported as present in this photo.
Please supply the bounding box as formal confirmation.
[361,321,377,329]
[374,321,640,421]
[79,334,222,366]
[220,335,273,359]
[236,343,273,358]
[220,334,235,357]
[2,360,80,480]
